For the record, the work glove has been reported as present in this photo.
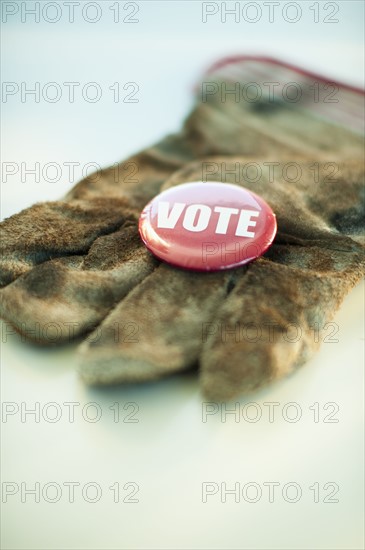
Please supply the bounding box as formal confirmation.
[1,57,364,400]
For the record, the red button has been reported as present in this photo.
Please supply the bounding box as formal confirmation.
[138,182,277,271]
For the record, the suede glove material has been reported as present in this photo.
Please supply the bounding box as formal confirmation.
[1,58,364,400]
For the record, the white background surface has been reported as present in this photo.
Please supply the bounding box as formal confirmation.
[1,1,364,549]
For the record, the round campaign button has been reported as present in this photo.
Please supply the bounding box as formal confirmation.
[138,181,277,271]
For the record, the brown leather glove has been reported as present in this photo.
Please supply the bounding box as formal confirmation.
[1,57,364,400]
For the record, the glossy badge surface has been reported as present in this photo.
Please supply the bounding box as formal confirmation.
[138,182,277,271]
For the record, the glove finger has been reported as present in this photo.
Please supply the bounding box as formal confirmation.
[0,197,137,287]
[200,244,364,401]
[0,132,197,288]
[0,135,204,341]
[78,263,236,385]
[0,223,156,343]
